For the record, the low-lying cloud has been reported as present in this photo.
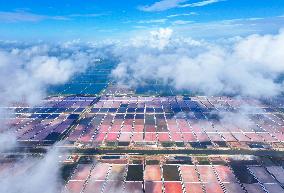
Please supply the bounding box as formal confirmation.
[0,146,63,193]
[0,40,103,157]
[0,42,100,193]
[0,39,114,187]
[0,42,99,106]
[217,102,264,128]
[112,28,284,98]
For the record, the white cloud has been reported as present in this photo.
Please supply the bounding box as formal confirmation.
[180,0,226,8]
[138,0,188,12]
[0,44,96,105]
[213,102,264,133]
[0,42,102,193]
[167,12,198,18]
[172,20,194,25]
[138,18,168,24]
[171,16,284,38]
[0,146,63,193]
[68,13,106,18]
[0,42,105,193]
[0,11,104,23]
[0,42,101,166]
[133,25,149,29]
[112,28,284,98]
[0,11,66,22]
[138,0,224,12]
[0,131,17,153]
[127,28,174,50]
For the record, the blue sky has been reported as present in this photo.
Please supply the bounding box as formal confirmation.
[0,0,284,41]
